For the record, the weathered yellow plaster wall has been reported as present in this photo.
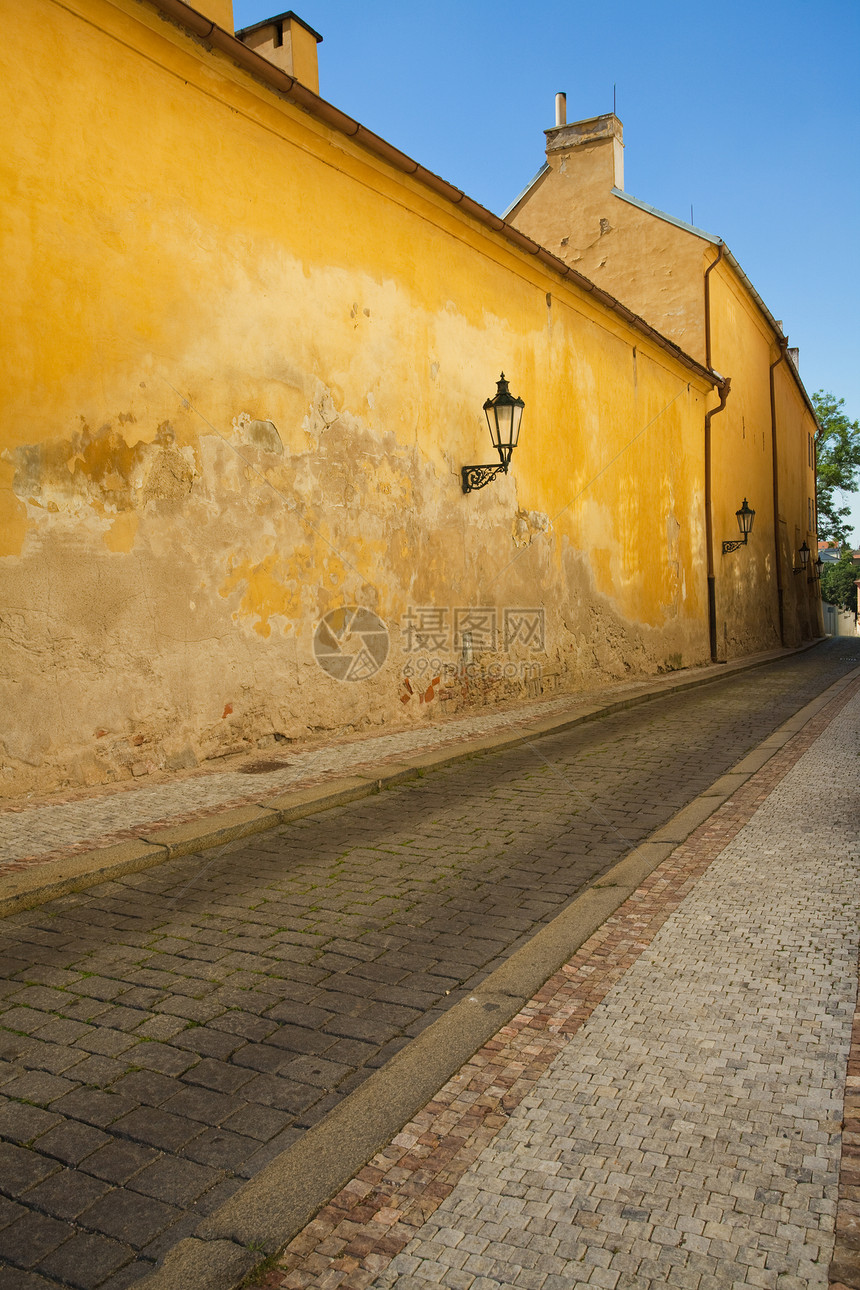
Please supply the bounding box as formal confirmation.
[707,260,782,655]
[0,0,714,797]
[773,359,823,644]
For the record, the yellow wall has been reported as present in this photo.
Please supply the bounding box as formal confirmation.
[707,260,782,654]
[510,121,822,660]
[0,0,714,796]
[773,358,823,643]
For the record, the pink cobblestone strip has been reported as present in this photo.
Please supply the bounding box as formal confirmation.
[258,678,860,1290]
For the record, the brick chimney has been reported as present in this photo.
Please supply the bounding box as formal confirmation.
[544,112,624,192]
[236,11,323,94]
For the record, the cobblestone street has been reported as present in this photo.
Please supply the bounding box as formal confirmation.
[0,640,858,1288]
[272,665,860,1290]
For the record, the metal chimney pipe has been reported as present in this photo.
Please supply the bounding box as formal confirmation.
[555,92,566,127]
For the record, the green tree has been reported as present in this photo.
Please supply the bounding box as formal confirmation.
[812,391,860,546]
[820,548,858,613]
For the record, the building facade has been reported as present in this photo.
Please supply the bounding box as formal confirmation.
[0,0,819,797]
[506,107,822,658]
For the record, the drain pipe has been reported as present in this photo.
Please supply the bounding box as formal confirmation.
[703,244,726,662]
[705,377,731,661]
[770,337,789,645]
[704,243,723,372]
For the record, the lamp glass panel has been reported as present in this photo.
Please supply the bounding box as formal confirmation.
[509,402,523,448]
[495,403,514,450]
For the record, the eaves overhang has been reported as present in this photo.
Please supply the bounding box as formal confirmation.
[142,0,720,393]
[502,163,550,221]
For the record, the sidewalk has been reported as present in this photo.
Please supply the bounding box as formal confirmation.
[0,645,833,915]
[248,673,860,1289]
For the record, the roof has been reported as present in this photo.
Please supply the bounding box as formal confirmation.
[235,10,323,43]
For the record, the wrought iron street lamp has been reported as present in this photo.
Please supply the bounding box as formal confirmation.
[793,540,811,574]
[722,498,755,554]
[461,373,524,493]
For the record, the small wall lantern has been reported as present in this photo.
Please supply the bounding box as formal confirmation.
[722,498,755,554]
[461,373,524,493]
[793,540,811,574]
[813,555,824,580]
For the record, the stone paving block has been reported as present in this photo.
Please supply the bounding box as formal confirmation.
[31,1118,109,1166]
[93,1007,149,1034]
[0,1101,61,1145]
[37,1230,135,1289]
[0,1196,27,1232]
[66,1054,129,1088]
[182,1057,256,1094]
[126,1155,222,1207]
[130,1015,185,1043]
[151,995,225,1024]
[126,1043,198,1077]
[0,1142,60,1196]
[172,1027,242,1060]
[0,1210,70,1269]
[76,1029,141,1058]
[25,1167,111,1219]
[279,1054,353,1089]
[110,1107,203,1153]
[77,1187,181,1248]
[0,1008,57,1036]
[61,998,113,1023]
[181,1125,262,1170]
[208,1012,279,1042]
[264,1001,336,1029]
[49,1088,135,1128]
[112,1070,180,1107]
[161,1084,243,1125]
[20,1039,85,1077]
[229,1042,291,1074]
[83,1140,161,1184]
[6,986,70,1013]
[220,1102,291,1141]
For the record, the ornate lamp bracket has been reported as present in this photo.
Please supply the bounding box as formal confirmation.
[461,463,508,493]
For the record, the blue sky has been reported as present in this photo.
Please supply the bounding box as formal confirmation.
[233,0,860,541]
